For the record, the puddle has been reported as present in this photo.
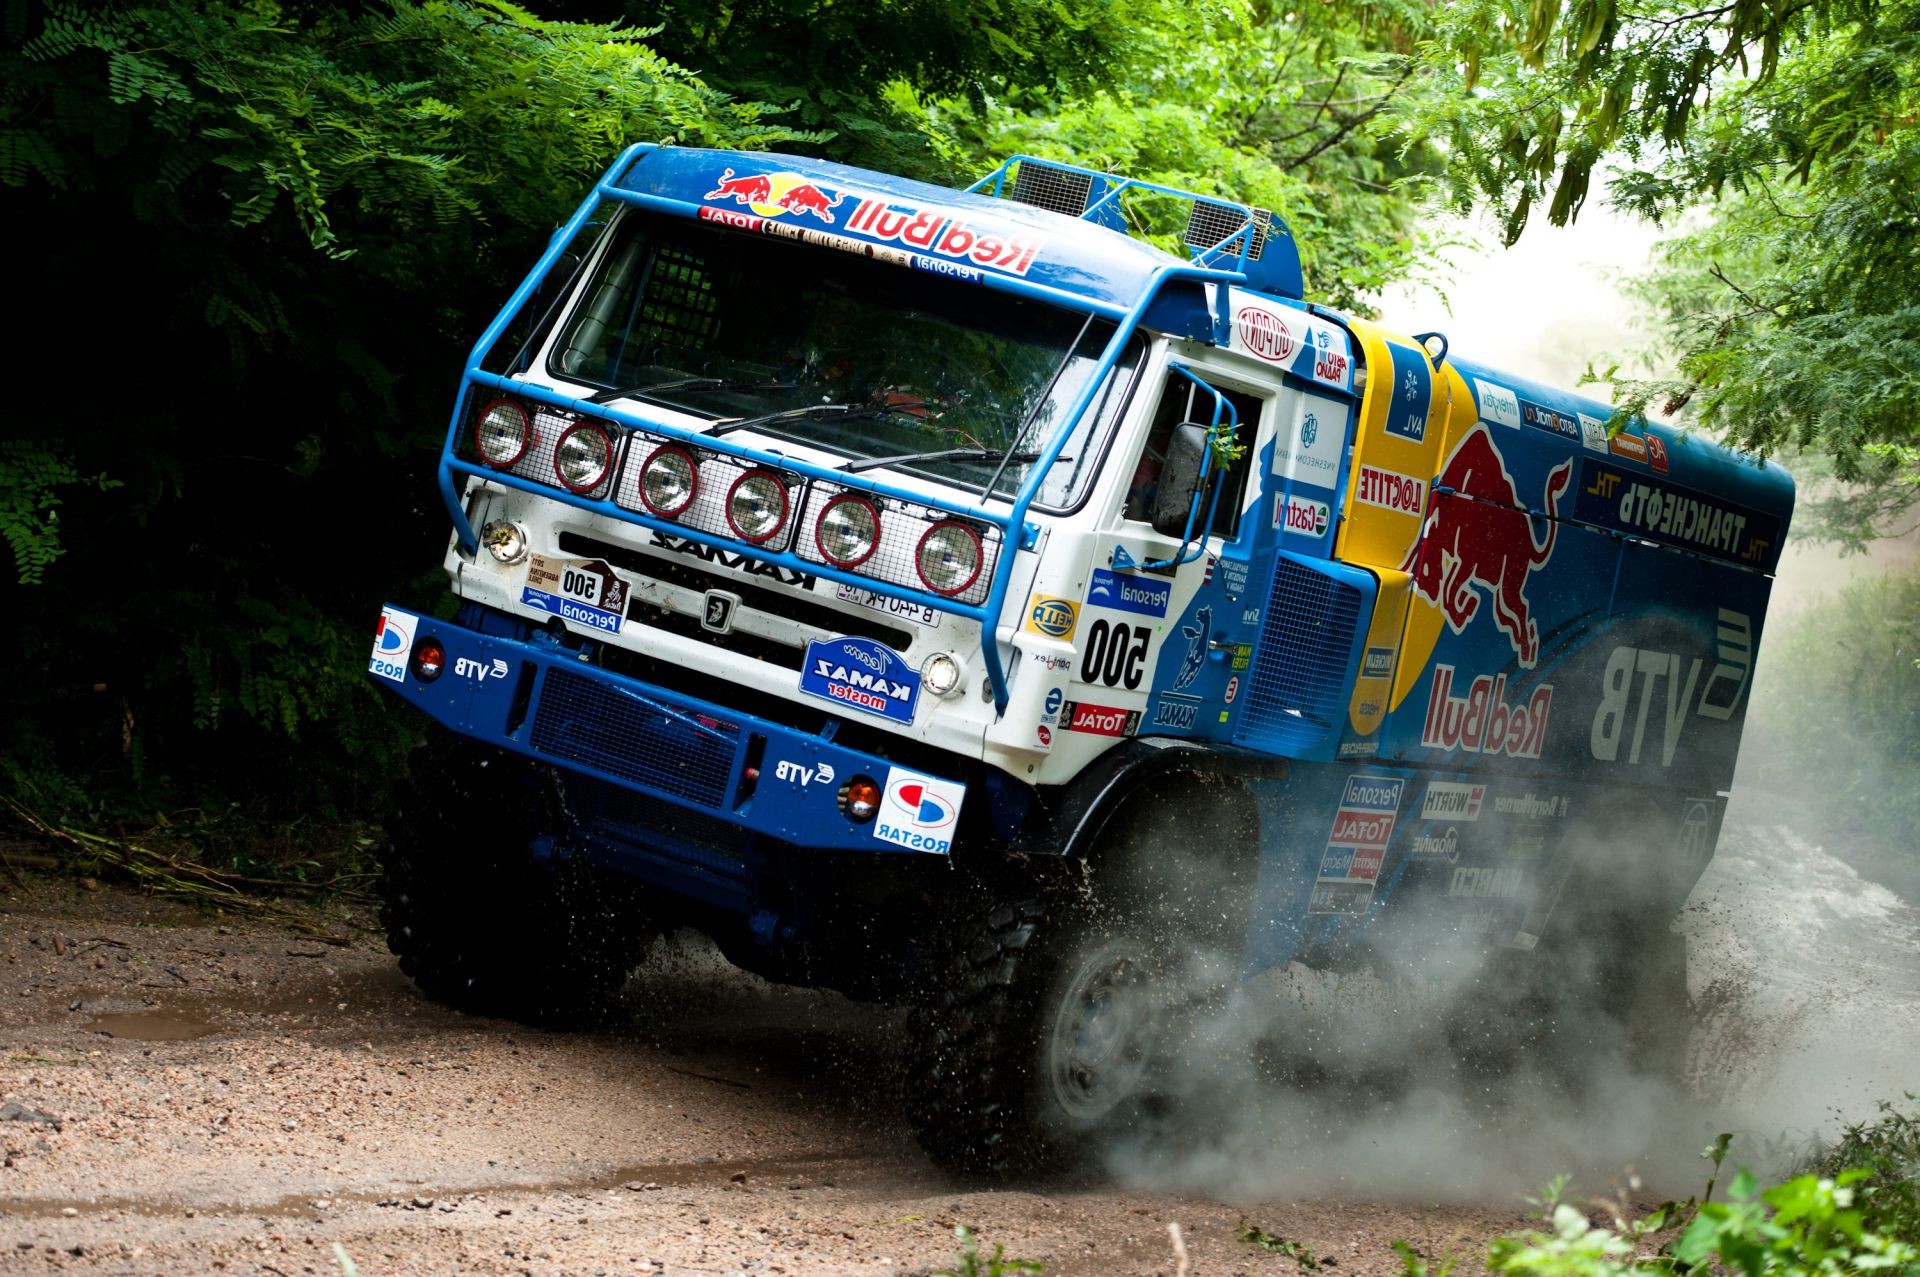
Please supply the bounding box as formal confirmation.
[86,1011,217,1041]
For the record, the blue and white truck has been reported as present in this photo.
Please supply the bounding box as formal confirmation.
[368,145,1794,1175]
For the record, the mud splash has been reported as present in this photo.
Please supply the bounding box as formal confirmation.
[85,1011,217,1041]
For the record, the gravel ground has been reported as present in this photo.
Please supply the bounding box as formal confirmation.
[3,813,1911,1276]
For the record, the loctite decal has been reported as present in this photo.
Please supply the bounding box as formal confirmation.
[1354,466,1426,515]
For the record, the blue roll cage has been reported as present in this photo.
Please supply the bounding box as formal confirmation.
[438,144,1274,714]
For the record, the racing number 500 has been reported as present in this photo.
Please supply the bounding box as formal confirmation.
[1080,618,1150,689]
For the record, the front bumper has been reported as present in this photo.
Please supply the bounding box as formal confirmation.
[367,603,965,856]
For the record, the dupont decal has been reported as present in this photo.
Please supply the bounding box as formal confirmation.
[1578,412,1610,454]
[1235,305,1296,363]
[1590,609,1753,765]
[1061,700,1140,737]
[800,636,921,724]
[521,554,630,635]
[1383,343,1433,442]
[1474,378,1522,429]
[1419,780,1486,821]
[1308,775,1405,915]
[1574,463,1780,567]
[1421,666,1553,760]
[1024,594,1078,640]
[1354,466,1426,516]
[1276,494,1331,537]
[1402,425,1573,667]
[873,768,965,854]
[1086,567,1171,618]
[368,606,415,684]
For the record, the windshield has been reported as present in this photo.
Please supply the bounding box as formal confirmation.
[548,209,1139,504]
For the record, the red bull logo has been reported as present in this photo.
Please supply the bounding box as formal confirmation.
[704,168,847,225]
[1401,425,1572,667]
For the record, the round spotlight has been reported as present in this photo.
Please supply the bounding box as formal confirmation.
[639,444,698,517]
[727,470,789,543]
[916,521,983,595]
[480,519,529,564]
[411,636,446,682]
[553,421,614,492]
[841,775,881,822]
[474,399,532,468]
[920,651,965,698]
[816,493,880,567]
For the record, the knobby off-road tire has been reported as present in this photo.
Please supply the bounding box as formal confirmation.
[905,777,1258,1179]
[380,728,651,1026]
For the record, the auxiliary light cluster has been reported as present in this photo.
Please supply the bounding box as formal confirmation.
[461,392,1000,604]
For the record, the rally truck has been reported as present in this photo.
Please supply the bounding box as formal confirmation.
[368,145,1793,1175]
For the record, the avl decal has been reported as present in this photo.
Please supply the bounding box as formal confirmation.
[1589,609,1753,766]
[1403,425,1573,667]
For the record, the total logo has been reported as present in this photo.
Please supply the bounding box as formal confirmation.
[1062,700,1140,737]
[872,768,966,854]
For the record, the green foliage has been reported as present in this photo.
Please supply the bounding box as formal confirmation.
[1743,572,1920,861]
[1240,1220,1324,1269]
[0,0,803,823]
[934,1225,1044,1277]
[1805,1098,1920,1243]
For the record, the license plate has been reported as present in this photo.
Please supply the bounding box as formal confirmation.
[836,583,941,627]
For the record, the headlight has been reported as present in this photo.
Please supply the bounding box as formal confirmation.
[474,399,532,468]
[816,494,880,567]
[727,470,789,543]
[480,519,529,564]
[916,521,983,595]
[921,651,965,698]
[639,445,698,517]
[553,421,614,492]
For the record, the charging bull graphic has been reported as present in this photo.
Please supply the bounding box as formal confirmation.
[1402,426,1572,668]
[705,169,848,225]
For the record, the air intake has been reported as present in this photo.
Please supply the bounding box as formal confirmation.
[1185,203,1269,263]
[1008,160,1125,231]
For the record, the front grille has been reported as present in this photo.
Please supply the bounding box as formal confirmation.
[1235,558,1360,756]
[530,666,740,807]
[569,776,752,865]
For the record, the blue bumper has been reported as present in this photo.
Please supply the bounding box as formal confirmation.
[367,603,964,856]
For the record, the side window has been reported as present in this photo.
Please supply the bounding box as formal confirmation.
[1122,377,1264,538]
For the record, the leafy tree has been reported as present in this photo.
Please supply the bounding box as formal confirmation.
[0,0,803,820]
[1400,0,1920,540]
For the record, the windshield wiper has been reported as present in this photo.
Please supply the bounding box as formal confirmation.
[706,400,931,440]
[586,377,808,407]
[842,448,1052,474]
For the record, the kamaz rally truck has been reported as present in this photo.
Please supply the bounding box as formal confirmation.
[368,146,1794,1175]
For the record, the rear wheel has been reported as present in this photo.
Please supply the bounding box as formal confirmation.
[379,728,652,1025]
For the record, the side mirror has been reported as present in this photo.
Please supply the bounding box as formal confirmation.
[1151,422,1212,538]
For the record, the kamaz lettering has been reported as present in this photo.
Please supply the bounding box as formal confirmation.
[651,532,817,587]
[811,659,912,703]
[1421,666,1553,760]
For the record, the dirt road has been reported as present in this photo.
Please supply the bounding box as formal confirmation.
[1,813,1912,1276]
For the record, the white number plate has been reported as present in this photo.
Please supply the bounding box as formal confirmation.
[836,583,942,627]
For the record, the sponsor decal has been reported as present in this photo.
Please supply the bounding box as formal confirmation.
[1337,740,1380,758]
[1409,826,1460,862]
[1507,823,1550,859]
[1361,645,1396,681]
[1578,413,1610,454]
[1086,567,1171,618]
[1173,606,1212,692]
[1230,644,1252,671]
[1610,431,1649,463]
[873,768,965,854]
[453,656,510,683]
[1311,328,1352,389]
[1224,675,1240,706]
[1037,725,1052,746]
[1419,780,1486,821]
[800,636,921,724]
[1385,343,1433,442]
[1061,700,1140,737]
[1590,609,1753,765]
[1520,398,1581,442]
[1678,797,1715,860]
[1024,594,1078,640]
[1448,864,1526,899]
[838,583,941,626]
[1029,651,1072,672]
[1402,425,1573,666]
[842,196,1043,276]
[1493,793,1565,818]
[521,553,630,634]
[368,606,414,683]
[652,532,816,588]
[1272,398,1344,479]
[1574,466,1778,566]
[1309,774,1405,915]
[1218,557,1251,597]
[1354,466,1426,515]
[1151,695,1199,729]
[1276,494,1332,536]
[706,168,846,223]
[1474,378,1522,428]
[1235,306,1296,363]
[1421,666,1554,760]
[1043,687,1065,718]
[1645,433,1670,473]
[771,759,836,788]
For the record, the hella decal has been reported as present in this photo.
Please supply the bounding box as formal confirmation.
[800,636,920,724]
[1421,666,1553,760]
[873,768,965,854]
[1025,595,1078,640]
